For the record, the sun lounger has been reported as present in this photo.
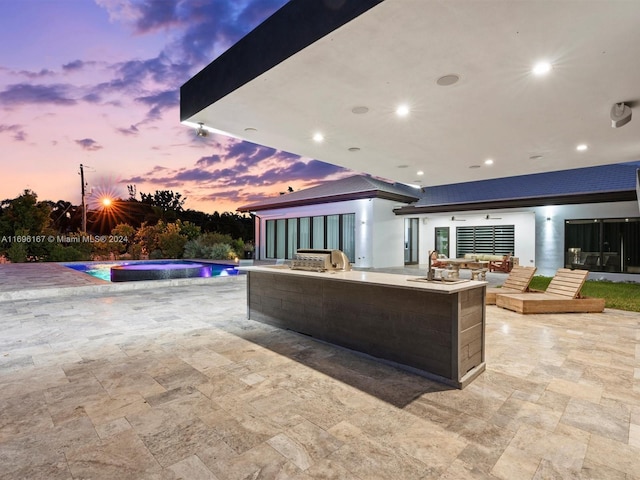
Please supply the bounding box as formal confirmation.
[486,265,537,305]
[495,268,605,314]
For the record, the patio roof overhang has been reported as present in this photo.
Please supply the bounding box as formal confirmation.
[181,0,640,188]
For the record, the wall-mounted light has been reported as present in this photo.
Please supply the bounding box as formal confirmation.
[196,122,208,137]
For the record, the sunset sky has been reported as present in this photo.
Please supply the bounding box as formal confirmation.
[0,0,353,214]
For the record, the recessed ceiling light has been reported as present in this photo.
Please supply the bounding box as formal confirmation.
[313,132,324,143]
[532,61,552,76]
[436,74,460,86]
[351,106,369,114]
[484,159,494,165]
[348,147,360,152]
[529,154,544,160]
[469,165,481,169]
[417,170,424,176]
[396,104,410,117]
[576,144,588,151]
[244,127,257,132]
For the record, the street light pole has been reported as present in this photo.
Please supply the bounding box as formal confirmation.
[80,163,87,232]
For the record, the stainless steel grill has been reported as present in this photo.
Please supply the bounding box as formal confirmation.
[290,249,352,272]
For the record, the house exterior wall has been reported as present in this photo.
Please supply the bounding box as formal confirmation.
[416,200,639,278]
[251,197,404,268]
[370,198,405,268]
[535,200,639,278]
[417,211,536,268]
[251,195,638,279]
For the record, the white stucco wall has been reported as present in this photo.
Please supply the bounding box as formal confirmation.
[252,197,407,268]
[252,198,639,276]
[252,199,375,267]
[417,210,537,267]
[370,198,406,268]
[533,201,639,276]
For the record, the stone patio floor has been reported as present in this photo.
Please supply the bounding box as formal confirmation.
[0,263,639,479]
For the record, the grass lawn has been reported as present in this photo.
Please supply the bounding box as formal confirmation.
[529,276,640,312]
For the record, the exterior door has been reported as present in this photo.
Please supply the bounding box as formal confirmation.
[404,218,419,265]
[435,226,450,258]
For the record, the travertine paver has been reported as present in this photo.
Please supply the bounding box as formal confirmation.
[0,270,639,479]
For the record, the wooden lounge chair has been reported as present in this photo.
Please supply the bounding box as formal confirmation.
[486,265,537,305]
[489,253,512,273]
[496,268,605,314]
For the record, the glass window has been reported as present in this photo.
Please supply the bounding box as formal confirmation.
[299,217,310,249]
[265,213,356,262]
[565,218,640,273]
[435,227,449,258]
[456,225,514,256]
[312,216,325,249]
[341,214,355,262]
[287,218,297,258]
[276,219,286,259]
[265,220,275,258]
[327,215,340,250]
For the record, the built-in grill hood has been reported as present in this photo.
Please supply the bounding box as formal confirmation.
[290,249,352,272]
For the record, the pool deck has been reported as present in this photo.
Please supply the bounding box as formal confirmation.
[0,262,242,302]
[0,262,639,479]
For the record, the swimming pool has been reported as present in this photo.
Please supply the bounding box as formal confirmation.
[64,260,239,282]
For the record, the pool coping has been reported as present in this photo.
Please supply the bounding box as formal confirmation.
[0,274,246,302]
[0,260,246,303]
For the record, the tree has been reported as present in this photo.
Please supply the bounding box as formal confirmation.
[140,190,186,221]
[0,190,52,261]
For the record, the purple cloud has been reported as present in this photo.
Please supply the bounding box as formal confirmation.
[0,124,27,142]
[116,124,140,136]
[62,60,85,72]
[195,154,223,167]
[135,89,179,121]
[16,69,55,79]
[0,83,76,106]
[75,138,102,151]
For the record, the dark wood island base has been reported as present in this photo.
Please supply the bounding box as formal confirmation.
[246,267,486,389]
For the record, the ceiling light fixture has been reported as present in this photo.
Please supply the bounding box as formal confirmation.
[196,122,208,137]
[396,104,410,117]
[576,144,588,152]
[532,61,552,76]
[351,106,369,114]
[484,159,494,165]
[417,170,424,176]
[348,147,360,152]
[313,132,324,143]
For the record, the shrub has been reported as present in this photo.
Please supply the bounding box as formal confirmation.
[209,243,234,260]
[6,242,27,263]
[48,244,88,262]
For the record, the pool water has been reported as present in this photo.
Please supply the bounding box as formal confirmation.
[64,260,239,282]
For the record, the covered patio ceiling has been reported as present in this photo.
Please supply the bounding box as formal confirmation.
[181,0,640,188]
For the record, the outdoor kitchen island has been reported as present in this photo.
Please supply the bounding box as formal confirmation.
[245,266,486,389]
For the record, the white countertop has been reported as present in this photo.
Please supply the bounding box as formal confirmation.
[242,265,486,293]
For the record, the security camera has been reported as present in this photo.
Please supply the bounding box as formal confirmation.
[611,102,632,128]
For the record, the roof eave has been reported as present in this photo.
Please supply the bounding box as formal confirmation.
[239,190,417,212]
[393,190,637,215]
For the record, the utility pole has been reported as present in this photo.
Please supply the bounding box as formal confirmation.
[80,164,87,232]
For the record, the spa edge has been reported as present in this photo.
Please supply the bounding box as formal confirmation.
[245,266,486,389]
